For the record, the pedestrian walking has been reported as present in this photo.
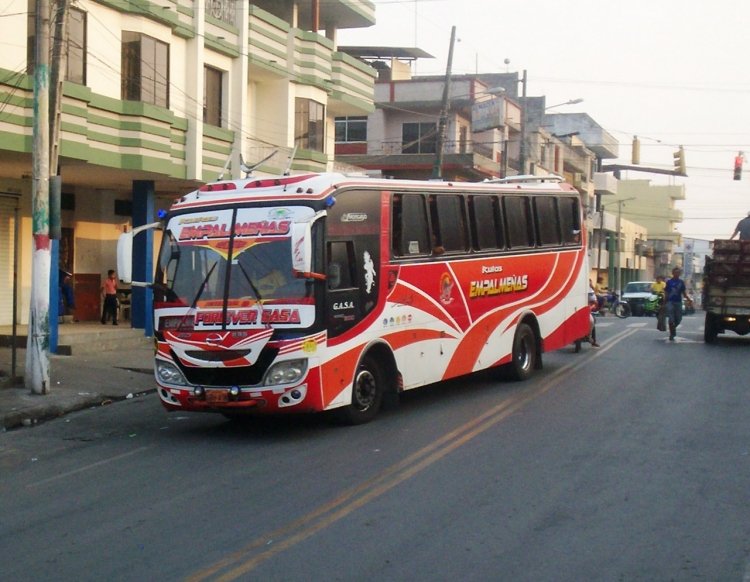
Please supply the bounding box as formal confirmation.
[664,267,690,341]
[101,269,119,325]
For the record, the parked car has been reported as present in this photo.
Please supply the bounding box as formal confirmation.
[621,281,655,316]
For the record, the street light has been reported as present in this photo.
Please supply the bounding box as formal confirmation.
[545,98,584,111]
[614,197,636,295]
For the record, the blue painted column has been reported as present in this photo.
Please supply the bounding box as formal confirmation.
[132,180,154,337]
[49,240,59,352]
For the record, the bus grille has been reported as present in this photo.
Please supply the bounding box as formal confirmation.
[173,347,279,387]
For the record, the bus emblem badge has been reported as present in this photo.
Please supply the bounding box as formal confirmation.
[440,273,454,305]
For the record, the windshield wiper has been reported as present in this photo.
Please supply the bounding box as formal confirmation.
[171,261,218,331]
[236,261,262,302]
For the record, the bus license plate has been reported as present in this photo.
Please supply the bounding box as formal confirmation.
[206,390,228,404]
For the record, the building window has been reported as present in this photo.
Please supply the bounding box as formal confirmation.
[335,116,367,143]
[26,4,86,85]
[66,8,86,84]
[295,98,325,152]
[204,66,223,127]
[121,31,169,107]
[206,0,236,25]
[459,125,468,154]
[402,122,436,154]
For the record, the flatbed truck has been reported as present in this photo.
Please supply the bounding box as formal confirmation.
[702,239,750,343]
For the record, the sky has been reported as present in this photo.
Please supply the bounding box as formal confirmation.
[338,0,750,241]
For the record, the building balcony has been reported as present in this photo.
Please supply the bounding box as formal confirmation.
[292,30,333,87]
[336,150,502,180]
[251,1,375,31]
[666,207,684,222]
[248,5,291,78]
[329,52,377,116]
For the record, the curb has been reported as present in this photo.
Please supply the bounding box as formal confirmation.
[1,388,157,431]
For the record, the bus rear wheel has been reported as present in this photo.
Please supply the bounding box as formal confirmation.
[504,323,537,381]
[334,356,384,425]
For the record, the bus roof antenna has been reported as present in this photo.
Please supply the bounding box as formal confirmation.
[239,150,278,178]
[216,153,232,181]
[283,145,298,176]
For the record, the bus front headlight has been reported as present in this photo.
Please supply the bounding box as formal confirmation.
[156,360,188,386]
[264,359,307,386]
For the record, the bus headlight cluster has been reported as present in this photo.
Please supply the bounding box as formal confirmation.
[264,359,307,386]
[156,360,188,386]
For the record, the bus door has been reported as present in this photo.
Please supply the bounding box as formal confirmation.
[325,189,382,338]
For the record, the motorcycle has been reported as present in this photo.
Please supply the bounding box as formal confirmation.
[595,291,630,319]
[643,293,663,317]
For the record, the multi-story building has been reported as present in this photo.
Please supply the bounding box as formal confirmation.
[0,0,377,328]
[334,57,522,180]
[614,180,685,278]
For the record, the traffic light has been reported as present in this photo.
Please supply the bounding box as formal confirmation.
[673,146,686,176]
[734,151,744,181]
[631,136,640,165]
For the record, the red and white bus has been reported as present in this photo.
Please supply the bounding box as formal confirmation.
[119,172,590,423]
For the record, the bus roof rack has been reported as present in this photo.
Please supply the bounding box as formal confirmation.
[485,174,564,184]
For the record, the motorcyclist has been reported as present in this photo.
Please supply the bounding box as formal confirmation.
[651,275,667,329]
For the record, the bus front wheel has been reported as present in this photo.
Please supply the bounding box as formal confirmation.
[504,323,537,381]
[334,356,384,425]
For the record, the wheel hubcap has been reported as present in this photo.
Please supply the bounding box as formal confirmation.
[517,337,531,370]
[354,369,376,411]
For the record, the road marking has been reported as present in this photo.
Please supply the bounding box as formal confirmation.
[626,321,648,328]
[661,336,700,344]
[26,446,150,488]
[186,327,639,581]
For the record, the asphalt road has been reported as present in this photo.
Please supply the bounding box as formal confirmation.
[2,313,750,581]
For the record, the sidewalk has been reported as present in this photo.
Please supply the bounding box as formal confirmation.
[0,338,156,430]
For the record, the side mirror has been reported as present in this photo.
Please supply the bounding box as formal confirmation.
[117,221,162,286]
[290,211,327,280]
[291,221,312,275]
[117,232,133,284]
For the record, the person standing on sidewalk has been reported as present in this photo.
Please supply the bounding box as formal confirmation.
[664,267,690,341]
[101,269,119,325]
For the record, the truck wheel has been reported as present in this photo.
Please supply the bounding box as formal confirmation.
[704,313,719,343]
[503,323,537,381]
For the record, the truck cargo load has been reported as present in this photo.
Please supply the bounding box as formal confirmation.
[702,239,750,342]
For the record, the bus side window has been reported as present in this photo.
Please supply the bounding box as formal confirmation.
[434,195,468,253]
[470,195,503,250]
[327,241,356,289]
[503,196,534,248]
[558,197,581,245]
[533,196,561,246]
[394,193,430,256]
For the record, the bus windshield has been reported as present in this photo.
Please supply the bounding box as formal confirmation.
[154,206,315,313]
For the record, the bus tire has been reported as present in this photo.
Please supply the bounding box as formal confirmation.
[334,355,384,425]
[504,323,537,381]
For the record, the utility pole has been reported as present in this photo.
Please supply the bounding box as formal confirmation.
[596,202,605,277]
[518,69,527,174]
[27,0,51,394]
[431,25,456,180]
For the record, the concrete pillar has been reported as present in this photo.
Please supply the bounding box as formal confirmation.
[132,180,154,336]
